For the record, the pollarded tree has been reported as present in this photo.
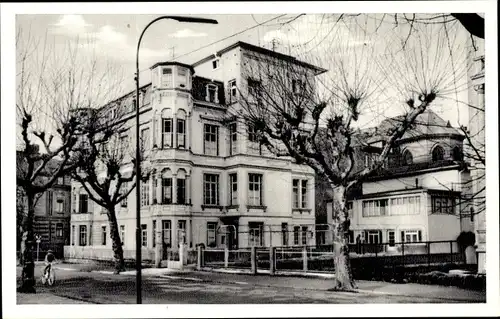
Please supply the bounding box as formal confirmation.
[235,18,469,290]
[16,26,126,291]
[71,92,150,273]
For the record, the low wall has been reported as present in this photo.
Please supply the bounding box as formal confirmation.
[64,245,156,262]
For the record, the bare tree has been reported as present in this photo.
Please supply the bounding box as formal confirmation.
[235,18,469,290]
[71,91,149,273]
[16,26,124,292]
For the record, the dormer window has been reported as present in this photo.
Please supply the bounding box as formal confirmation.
[431,145,445,162]
[212,59,220,70]
[161,67,172,87]
[206,84,219,103]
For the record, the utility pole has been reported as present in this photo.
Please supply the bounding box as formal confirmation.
[168,46,176,60]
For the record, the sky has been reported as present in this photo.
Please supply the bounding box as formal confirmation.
[15,11,476,135]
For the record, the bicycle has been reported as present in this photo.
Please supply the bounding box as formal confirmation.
[41,262,56,286]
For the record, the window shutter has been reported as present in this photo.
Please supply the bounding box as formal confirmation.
[203,125,206,154]
[401,231,405,242]
[418,230,422,242]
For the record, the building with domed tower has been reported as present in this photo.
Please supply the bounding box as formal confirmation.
[324,109,474,253]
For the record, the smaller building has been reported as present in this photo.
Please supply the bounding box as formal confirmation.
[17,151,72,258]
[323,110,474,254]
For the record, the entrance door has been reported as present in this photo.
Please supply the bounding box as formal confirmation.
[162,220,171,260]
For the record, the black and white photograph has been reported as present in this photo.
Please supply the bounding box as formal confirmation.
[1,1,498,318]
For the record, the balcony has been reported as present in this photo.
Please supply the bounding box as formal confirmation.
[367,159,467,181]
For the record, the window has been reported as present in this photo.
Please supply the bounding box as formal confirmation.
[390,196,421,215]
[362,199,389,217]
[162,118,173,148]
[56,223,63,238]
[101,226,107,245]
[229,173,238,205]
[120,225,125,246]
[346,201,353,219]
[248,125,258,143]
[292,179,300,208]
[387,230,395,247]
[281,223,289,246]
[141,181,150,207]
[55,199,64,213]
[71,225,75,246]
[402,150,413,165]
[347,230,354,244]
[248,174,263,206]
[162,67,172,87]
[162,220,171,248]
[401,230,422,243]
[152,220,156,248]
[162,178,173,204]
[364,153,376,168]
[177,220,186,244]
[203,124,219,156]
[177,119,186,148]
[203,174,219,205]
[301,226,308,245]
[249,222,264,247]
[207,222,217,247]
[177,67,187,88]
[121,182,128,207]
[119,135,128,154]
[364,230,382,244]
[293,226,300,245]
[229,79,237,102]
[248,78,262,100]
[140,127,150,151]
[229,123,238,155]
[452,146,463,161]
[141,224,148,247]
[292,79,304,95]
[79,194,88,213]
[177,178,186,204]
[432,145,445,162]
[206,84,218,103]
[212,59,219,70]
[301,180,308,208]
[432,196,455,214]
[79,225,87,246]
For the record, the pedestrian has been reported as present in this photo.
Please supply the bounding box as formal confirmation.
[44,249,55,276]
[356,234,361,254]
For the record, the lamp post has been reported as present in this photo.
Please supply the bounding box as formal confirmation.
[135,15,217,304]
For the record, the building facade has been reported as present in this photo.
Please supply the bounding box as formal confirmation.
[467,35,486,273]
[69,42,320,261]
[17,152,72,258]
[325,110,474,253]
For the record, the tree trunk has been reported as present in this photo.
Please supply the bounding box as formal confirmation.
[17,193,36,293]
[331,185,357,291]
[107,207,125,274]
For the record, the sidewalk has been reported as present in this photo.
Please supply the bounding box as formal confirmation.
[197,267,486,302]
[17,292,94,304]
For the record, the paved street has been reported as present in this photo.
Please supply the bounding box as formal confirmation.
[16,263,485,304]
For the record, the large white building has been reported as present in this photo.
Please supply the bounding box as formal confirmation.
[68,42,323,262]
[326,110,474,254]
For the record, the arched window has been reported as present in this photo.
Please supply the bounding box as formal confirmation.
[431,145,445,162]
[402,149,413,165]
[452,146,463,161]
[161,108,173,148]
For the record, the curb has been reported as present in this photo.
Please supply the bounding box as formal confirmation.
[201,267,336,279]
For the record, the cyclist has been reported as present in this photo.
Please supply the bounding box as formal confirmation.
[44,250,55,276]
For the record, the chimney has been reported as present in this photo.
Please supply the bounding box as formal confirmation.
[415,178,419,188]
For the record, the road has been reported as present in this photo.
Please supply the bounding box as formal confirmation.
[16,263,485,304]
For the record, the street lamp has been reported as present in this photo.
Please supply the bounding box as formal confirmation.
[135,15,217,304]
